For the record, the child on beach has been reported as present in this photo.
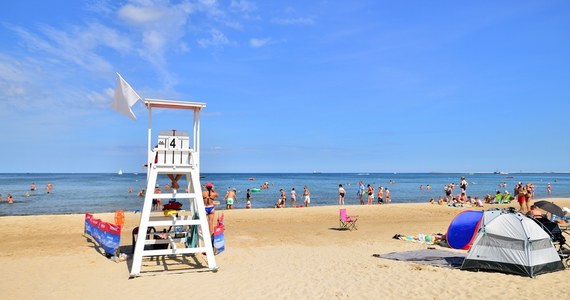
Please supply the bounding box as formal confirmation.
[246,189,252,209]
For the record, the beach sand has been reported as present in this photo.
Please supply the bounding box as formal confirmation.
[1,198,569,300]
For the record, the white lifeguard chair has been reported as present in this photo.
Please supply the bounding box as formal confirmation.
[129,98,217,277]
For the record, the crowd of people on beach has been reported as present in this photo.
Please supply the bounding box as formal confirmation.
[426,176,543,214]
[354,180,392,205]
[216,176,553,212]
[194,178,399,210]
[274,186,311,208]
[126,173,560,225]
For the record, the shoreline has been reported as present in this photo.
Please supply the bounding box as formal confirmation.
[0,198,569,299]
[3,196,570,217]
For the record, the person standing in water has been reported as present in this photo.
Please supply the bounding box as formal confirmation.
[377,186,384,204]
[303,186,311,207]
[291,187,297,207]
[357,181,365,205]
[224,188,237,209]
[46,183,53,194]
[246,189,252,209]
[338,184,345,205]
[460,177,468,196]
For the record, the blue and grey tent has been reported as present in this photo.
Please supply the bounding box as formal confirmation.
[461,210,564,277]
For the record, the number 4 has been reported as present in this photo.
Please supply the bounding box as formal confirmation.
[170,138,176,148]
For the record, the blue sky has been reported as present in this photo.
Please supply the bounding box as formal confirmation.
[0,0,569,173]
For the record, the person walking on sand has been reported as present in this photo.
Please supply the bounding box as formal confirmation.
[516,184,526,213]
[291,187,297,207]
[385,188,391,204]
[303,186,311,207]
[525,183,534,212]
[338,184,345,205]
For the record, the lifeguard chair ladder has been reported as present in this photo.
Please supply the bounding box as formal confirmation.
[130,99,217,277]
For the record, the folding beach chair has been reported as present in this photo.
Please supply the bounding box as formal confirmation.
[339,208,358,230]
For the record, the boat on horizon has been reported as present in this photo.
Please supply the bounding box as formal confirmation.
[118,169,123,175]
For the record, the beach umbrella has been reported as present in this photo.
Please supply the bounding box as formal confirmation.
[534,200,565,217]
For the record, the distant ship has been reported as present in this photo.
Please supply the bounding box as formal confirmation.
[118,169,123,175]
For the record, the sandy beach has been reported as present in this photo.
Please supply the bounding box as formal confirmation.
[1,199,569,300]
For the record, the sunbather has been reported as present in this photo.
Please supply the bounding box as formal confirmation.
[527,205,545,218]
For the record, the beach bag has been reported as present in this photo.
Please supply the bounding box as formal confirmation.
[213,213,225,255]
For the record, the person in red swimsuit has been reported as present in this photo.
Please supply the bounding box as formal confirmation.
[517,186,526,213]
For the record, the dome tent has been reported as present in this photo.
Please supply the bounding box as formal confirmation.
[461,210,564,277]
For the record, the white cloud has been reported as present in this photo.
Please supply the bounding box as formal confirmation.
[117,1,193,50]
[272,17,315,25]
[88,89,114,109]
[10,22,130,74]
[118,3,168,24]
[250,37,271,48]
[230,0,256,12]
[198,28,231,48]
[200,0,223,14]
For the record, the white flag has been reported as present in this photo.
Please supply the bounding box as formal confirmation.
[111,73,141,120]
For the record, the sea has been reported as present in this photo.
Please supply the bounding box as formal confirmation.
[0,173,569,216]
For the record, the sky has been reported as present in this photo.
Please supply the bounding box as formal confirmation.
[0,0,569,173]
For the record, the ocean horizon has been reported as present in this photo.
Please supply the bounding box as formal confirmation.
[1,172,569,216]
